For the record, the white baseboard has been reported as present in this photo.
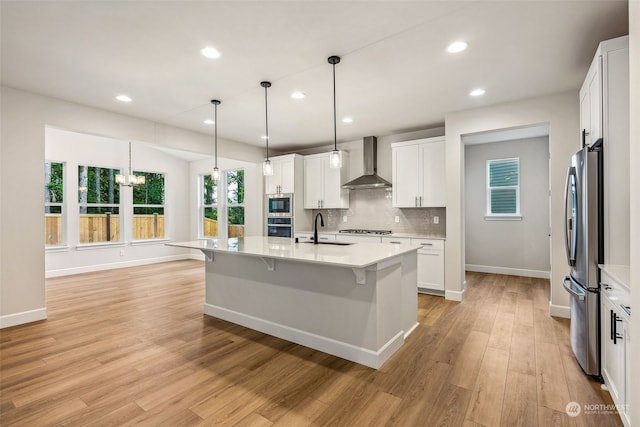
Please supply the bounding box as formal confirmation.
[445,288,465,302]
[0,308,47,329]
[465,264,550,279]
[204,303,405,369]
[45,255,193,278]
[549,302,571,318]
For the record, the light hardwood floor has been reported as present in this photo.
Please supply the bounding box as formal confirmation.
[0,261,622,426]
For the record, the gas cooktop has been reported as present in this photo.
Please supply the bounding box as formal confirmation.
[338,229,392,235]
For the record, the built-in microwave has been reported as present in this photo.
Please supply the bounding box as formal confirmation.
[267,193,293,217]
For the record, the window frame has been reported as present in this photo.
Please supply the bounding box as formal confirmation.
[225,168,245,238]
[132,170,167,241]
[200,173,219,238]
[77,164,123,245]
[486,157,521,219]
[44,160,66,248]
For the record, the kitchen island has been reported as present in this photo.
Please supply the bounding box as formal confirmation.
[168,236,419,369]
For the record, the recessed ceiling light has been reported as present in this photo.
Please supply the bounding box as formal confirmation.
[115,94,132,102]
[291,91,305,99]
[447,41,468,53]
[470,88,486,97]
[203,119,215,125]
[342,117,353,123]
[201,47,221,59]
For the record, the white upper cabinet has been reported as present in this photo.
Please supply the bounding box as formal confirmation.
[265,154,300,194]
[392,137,445,208]
[303,152,349,209]
[579,55,602,147]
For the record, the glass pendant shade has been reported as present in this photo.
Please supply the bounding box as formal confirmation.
[263,159,273,176]
[211,167,220,181]
[329,149,342,169]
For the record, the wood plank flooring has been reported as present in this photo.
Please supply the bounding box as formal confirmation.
[0,261,622,426]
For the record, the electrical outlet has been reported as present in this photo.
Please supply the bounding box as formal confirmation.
[433,216,439,224]
[394,215,400,223]
[119,250,125,257]
[343,215,348,223]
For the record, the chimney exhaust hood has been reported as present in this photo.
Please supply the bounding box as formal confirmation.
[342,136,392,190]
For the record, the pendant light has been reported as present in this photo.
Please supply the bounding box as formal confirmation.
[328,55,342,169]
[115,141,146,186]
[211,99,221,181]
[261,81,274,176]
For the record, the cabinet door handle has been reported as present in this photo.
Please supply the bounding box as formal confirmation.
[419,196,423,207]
[601,282,611,290]
[613,311,623,344]
[415,196,418,207]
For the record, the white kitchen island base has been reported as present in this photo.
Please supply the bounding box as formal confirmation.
[169,237,419,369]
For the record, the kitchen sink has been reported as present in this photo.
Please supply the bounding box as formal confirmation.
[301,241,354,246]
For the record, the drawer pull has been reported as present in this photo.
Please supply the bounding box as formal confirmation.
[420,243,433,246]
[389,241,401,244]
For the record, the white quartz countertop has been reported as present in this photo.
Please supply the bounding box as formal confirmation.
[599,264,631,292]
[295,230,446,240]
[167,236,420,269]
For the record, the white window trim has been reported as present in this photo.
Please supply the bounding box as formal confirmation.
[132,171,167,241]
[486,157,521,217]
[45,160,66,248]
[78,165,123,244]
[200,174,219,239]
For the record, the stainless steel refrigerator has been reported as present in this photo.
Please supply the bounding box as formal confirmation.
[562,141,603,377]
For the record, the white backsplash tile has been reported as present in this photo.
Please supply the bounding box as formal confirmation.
[312,188,446,236]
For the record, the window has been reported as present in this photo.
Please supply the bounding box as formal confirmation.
[133,171,165,240]
[487,158,520,216]
[202,174,218,237]
[78,165,121,243]
[45,161,64,246]
[227,169,245,237]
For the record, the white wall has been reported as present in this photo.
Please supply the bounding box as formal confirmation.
[44,127,191,277]
[0,86,264,328]
[464,137,550,278]
[628,1,638,424]
[445,92,578,313]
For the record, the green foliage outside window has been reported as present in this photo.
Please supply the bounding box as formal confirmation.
[133,171,165,214]
[227,170,244,225]
[78,166,120,206]
[45,162,64,204]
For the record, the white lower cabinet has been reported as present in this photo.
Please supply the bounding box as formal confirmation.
[600,267,630,427]
[381,237,445,294]
[412,239,444,293]
[335,234,381,244]
[294,233,335,243]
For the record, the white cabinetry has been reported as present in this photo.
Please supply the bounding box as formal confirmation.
[335,234,381,244]
[412,238,444,293]
[265,154,300,194]
[294,232,335,243]
[303,152,349,209]
[580,36,629,266]
[381,236,445,294]
[600,266,630,427]
[391,137,445,208]
[579,57,602,147]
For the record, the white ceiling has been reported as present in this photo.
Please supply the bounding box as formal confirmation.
[1,1,628,152]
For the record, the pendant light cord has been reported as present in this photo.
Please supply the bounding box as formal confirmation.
[332,62,337,151]
[128,141,132,175]
[214,102,218,168]
[264,84,269,160]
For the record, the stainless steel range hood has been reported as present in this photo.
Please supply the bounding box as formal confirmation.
[342,136,392,190]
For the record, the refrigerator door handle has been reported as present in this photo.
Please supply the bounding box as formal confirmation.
[562,276,585,300]
[564,166,578,266]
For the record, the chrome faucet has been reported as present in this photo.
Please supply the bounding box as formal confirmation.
[313,212,324,245]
